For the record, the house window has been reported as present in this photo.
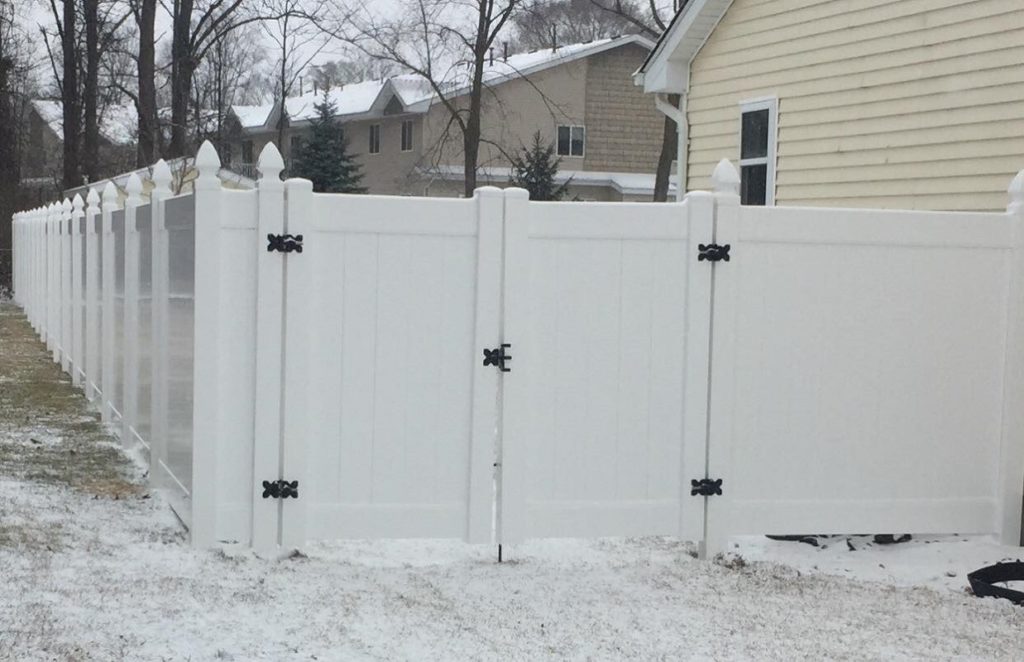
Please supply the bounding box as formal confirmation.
[401,120,414,152]
[738,98,777,206]
[557,125,585,157]
[242,140,254,164]
[369,124,381,154]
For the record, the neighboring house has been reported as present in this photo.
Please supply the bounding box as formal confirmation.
[25,100,138,193]
[635,0,1024,211]
[27,100,223,197]
[227,35,674,201]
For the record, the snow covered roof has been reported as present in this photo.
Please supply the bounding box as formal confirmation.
[236,35,654,132]
[231,104,274,130]
[423,34,655,103]
[32,99,137,146]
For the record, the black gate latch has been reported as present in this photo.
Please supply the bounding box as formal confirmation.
[483,344,511,372]
[691,478,723,496]
[698,243,730,262]
[262,479,299,499]
[267,234,303,253]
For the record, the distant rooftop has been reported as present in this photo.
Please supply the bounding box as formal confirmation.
[232,34,654,131]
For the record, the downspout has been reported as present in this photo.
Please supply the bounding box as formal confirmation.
[655,92,688,201]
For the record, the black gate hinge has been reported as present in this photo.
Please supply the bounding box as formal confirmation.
[267,233,303,253]
[483,344,511,372]
[698,243,730,262]
[690,478,723,496]
[262,479,299,499]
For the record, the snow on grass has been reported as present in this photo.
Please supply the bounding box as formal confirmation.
[3,303,1024,660]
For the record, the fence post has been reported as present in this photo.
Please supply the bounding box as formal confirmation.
[191,142,225,548]
[702,158,741,559]
[61,198,73,375]
[123,174,143,445]
[150,161,172,494]
[85,188,101,401]
[680,190,714,546]
[47,202,58,360]
[467,186,504,545]
[71,195,85,386]
[251,143,286,554]
[279,176,313,550]
[999,170,1024,546]
[101,182,118,423]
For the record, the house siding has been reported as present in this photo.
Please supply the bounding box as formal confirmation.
[584,43,666,174]
[686,0,1024,211]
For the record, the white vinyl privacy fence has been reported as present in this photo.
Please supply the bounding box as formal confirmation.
[11,143,1024,557]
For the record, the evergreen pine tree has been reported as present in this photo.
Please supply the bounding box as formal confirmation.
[509,131,571,201]
[291,91,366,193]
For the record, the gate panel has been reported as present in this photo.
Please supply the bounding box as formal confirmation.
[704,195,1014,554]
[501,194,703,543]
[284,191,501,542]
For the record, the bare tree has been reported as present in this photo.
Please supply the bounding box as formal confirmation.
[258,0,328,151]
[592,0,683,201]
[0,0,34,252]
[192,22,269,156]
[306,54,395,91]
[513,0,638,51]
[43,0,82,189]
[320,0,522,197]
[167,0,269,157]
[132,0,158,166]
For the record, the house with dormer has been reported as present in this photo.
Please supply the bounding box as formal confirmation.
[225,35,675,201]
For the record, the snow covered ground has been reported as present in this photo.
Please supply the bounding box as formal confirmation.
[3,303,1024,660]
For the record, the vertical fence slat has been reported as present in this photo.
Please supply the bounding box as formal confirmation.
[48,202,57,359]
[279,177,313,550]
[251,144,286,553]
[101,182,118,422]
[702,160,742,558]
[496,187,531,546]
[466,187,504,545]
[71,195,85,386]
[149,162,172,495]
[680,191,714,544]
[123,175,143,445]
[60,199,72,374]
[85,188,101,401]
[191,145,225,547]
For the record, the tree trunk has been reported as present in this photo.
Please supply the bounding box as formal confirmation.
[136,0,157,167]
[169,0,194,158]
[83,0,99,183]
[653,93,680,202]
[61,0,81,190]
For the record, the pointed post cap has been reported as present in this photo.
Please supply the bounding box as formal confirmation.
[195,141,221,176]
[258,141,285,182]
[712,159,741,196]
[72,193,84,211]
[152,159,172,190]
[126,173,143,201]
[102,181,118,202]
[87,187,100,206]
[1009,170,1024,214]
[61,198,72,212]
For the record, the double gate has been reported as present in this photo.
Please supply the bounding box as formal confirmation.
[254,181,721,551]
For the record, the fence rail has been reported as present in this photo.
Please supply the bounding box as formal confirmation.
[11,142,1024,556]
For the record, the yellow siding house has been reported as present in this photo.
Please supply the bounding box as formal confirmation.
[635,0,1024,211]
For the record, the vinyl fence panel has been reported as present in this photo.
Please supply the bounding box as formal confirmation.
[704,178,1019,554]
[501,193,704,543]
[281,189,498,543]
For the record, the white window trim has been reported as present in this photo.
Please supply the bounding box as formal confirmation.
[557,124,586,158]
[738,96,778,206]
[369,123,381,155]
[401,120,414,152]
